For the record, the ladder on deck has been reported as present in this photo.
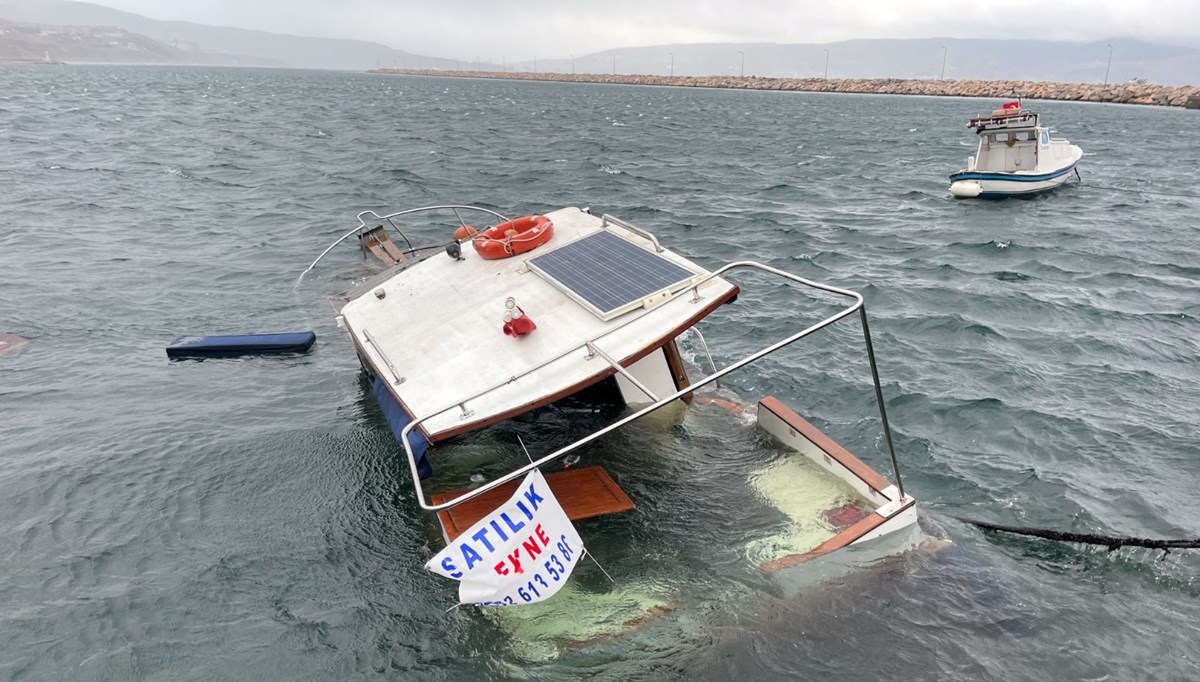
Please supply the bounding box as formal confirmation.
[359,226,407,266]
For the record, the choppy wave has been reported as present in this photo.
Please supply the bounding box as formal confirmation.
[1,65,1199,680]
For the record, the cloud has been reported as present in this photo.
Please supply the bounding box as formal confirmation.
[85,0,1200,57]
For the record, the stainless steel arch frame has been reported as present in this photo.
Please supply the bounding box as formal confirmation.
[301,205,511,277]
[398,260,906,512]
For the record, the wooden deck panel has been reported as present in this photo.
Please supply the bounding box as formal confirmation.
[361,227,407,265]
[432,466,635,541]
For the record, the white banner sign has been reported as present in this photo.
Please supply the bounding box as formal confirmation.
[426,470,584,606]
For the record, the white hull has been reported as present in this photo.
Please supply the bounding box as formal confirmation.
[949,165,1077,198]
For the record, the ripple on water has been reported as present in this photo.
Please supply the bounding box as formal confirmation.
[1,66,1199,680]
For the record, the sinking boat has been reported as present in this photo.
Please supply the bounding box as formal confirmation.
[949,100,1083,198]
[304,205,920,633]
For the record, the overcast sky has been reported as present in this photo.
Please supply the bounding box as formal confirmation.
[81,0,1200,57]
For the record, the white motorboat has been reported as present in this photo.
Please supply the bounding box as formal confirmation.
[949,100,1083,198]
[302,205,921,638]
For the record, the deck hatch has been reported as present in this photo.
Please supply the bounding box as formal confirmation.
[526,230,697,320]
[432,466,635,541]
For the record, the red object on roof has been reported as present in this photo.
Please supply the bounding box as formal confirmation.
[503,314,536,337]
[502,302,537,337]
[1002,100,1021,110]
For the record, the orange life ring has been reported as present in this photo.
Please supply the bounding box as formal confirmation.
[472,215,554,259]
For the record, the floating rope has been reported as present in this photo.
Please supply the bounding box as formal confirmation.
[1083,181,1200,201]
[956,517,1200,558]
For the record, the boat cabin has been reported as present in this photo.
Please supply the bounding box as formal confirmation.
[966,108,1045,174]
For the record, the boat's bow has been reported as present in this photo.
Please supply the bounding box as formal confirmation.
[337,207,739,443]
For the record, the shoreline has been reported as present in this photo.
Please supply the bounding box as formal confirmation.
[0,58,62,65]
[370,68,1200,108]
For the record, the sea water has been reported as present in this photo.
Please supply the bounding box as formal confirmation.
[2,65,1199,680]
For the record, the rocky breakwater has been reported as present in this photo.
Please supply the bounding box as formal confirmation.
[370,69,1200,108]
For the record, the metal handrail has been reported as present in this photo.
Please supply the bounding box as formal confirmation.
[686,326,718,378]
[398,260,905,512]
[362,329,404,384]
[586,341,659,403]
[601,214,665,253]
[300,205,510,276]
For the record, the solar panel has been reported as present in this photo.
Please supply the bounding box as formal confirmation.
[527,230,698,320]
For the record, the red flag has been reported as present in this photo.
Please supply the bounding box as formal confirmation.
[1002,100,1021,110]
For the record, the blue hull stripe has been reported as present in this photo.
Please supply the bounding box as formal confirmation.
[949,162,1077,183]
[373,376,433,479]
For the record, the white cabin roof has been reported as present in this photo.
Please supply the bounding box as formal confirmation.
[338,207,738,441]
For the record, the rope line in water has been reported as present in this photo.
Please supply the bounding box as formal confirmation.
[1084,182,1200,200]
[956,517,1200,556]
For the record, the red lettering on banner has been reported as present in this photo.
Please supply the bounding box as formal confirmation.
[522,536,543,562]
[507,549,524,574]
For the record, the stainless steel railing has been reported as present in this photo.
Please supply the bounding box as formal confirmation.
[399,260,905,512]
[300,205,510,277]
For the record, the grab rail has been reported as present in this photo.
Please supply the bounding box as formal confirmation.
[686,327,719,378]
[362,329,404,384]
[601,214,665,253]
[398,260,906,512]
[586,341,660,402]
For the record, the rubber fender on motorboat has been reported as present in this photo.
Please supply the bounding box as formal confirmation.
[949,181,983,198]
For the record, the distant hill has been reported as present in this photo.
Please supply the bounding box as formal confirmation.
[0,18,277,66]
[0,0,421,70]
[1,0,1196,85]
[548,38,1200,87]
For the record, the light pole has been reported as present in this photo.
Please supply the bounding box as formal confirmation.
[502,56,505,72]
[669,52,673,77]
[1104,43,1113,85]
[570,54,575,75]
[823,49,830,79]
[939,45,947,80]
[533,56,537,73]
[738,50,744,77]
[611,54,616,75]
